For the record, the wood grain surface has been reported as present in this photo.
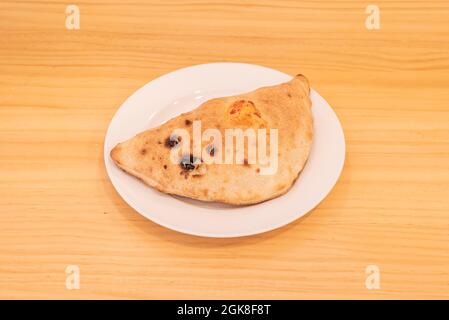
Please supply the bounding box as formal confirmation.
[1,0,448,299]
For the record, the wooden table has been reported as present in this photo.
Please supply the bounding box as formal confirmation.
[1,0,448,299]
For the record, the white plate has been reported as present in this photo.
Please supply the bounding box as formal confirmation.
[104,63,345,238]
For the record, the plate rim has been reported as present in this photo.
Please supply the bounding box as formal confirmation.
[104,62,346,238]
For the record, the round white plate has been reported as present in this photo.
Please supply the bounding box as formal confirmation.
[104,62,345,238]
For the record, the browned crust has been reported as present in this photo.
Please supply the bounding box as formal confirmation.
[110,74,313,205]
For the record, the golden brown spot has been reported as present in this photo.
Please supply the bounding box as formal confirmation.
[256,168,260,173]
[202,189,209,196]
[185,119,192,126]
[140,148,147,155]
[243,159,249,166]
[229,100,255,114]
[287,93,292,97]
[227,100,266,128]
[229,100,243,114]
[163,165,167,169]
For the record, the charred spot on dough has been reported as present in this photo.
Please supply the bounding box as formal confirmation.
[179,171,188,179]
[180,154,199,171]
[163,165,167,169]
[243,159,249,166]
[140,148,147,155]
[206,144,215,157]
[165,134,181,148]
[180,154,207,177]
[185,119,192,126]
[157,141,162,145]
